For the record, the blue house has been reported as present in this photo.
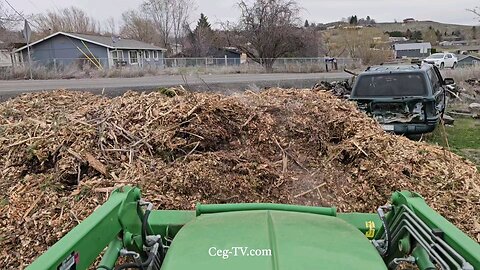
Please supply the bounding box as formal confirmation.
[457,54,480,67]
[14,32,167,69]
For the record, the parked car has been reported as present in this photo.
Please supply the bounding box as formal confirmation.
[423,53,458,69]
[349,64,453,135]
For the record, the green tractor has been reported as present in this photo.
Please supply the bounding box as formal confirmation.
[28,187,479,270]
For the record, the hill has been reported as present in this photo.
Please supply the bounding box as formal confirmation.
[376,20,475,35]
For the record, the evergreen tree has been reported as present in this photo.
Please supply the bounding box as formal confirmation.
[412,30,423,41]
[405,29,412,39]
[349,15,358,25]
[435,29,442,41]
[304,19,309,27]
[472,26,477,39]
[196,13,211,30]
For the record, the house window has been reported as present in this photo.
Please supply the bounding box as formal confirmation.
[145,50,150,60]
[111,50,123,61]
[129,51,138,64]
[153,51,159,59]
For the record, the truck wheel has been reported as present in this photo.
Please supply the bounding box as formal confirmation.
[440,63,444,69]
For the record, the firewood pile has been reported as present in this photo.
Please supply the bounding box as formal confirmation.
[0,88,479,268]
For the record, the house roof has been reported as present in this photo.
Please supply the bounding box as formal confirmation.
[0,30,26,50]
[394,42,432,51]
[457,54,480,62]
[15,32,166,52]
[455,45,480,51]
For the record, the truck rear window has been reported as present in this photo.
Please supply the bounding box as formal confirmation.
[353,73,427,97]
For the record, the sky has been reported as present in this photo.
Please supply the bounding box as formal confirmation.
[9,0,480,28]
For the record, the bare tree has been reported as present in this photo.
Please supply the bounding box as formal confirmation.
[141,0,194,51]
[33,7,100,36]
[171,0,195,53]
[120,10,161,44]
[142,0,174,49]
[332,28,390,65]
[235,0,304,71]
[0,2,22,30]
[467,7,480,19]
[105,17,117,35]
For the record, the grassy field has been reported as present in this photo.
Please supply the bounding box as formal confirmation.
[426,117,480,168]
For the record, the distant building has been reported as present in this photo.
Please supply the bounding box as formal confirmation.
[389,37,408,43]
[439,41,453,47]
[342,25,364,30]
[442,35,463,42]
[168,43,184,56]
[403,18,416,23]
[393,42,432,58]
[14,32,167,69]
[454,45,480,55]
[0,31,26,67]
[167,47,242,67]
[440,40,469,47]
[457,54,480,67]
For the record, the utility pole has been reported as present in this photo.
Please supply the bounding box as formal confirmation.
[22,19,33,80]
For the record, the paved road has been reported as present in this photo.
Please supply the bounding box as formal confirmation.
[0,72,352,99]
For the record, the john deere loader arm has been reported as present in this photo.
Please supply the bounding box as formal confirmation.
[27,187,480,270]
[372,191,480,270]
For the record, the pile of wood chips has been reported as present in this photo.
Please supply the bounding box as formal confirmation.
[0,88,479,268]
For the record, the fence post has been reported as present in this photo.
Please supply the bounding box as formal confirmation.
[225,55,228,66]
[205,58,208,69]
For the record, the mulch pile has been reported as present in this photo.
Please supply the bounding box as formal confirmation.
[0,88,479,268]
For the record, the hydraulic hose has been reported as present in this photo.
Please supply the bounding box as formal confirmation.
[142,209,152,247]
[117,200,164,270]
[378,205,392,257]
[114,250,155,270]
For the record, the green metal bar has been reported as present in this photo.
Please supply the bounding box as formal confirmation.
[27,187,140,270]
[98,237,123,269]
[391,191,480,269]
[196,203,337,217]
[148,210,196,238]
[412,245,436,270]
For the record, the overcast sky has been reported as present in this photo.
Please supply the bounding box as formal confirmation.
[11,0,480,27]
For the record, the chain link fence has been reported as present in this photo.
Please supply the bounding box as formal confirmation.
[2,57,362,80]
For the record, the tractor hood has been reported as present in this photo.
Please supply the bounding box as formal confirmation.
[161,210,387,270]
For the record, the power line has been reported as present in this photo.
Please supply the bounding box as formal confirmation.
[0,17,22,22]
[47,0,61,12]
[2,0,42,32]
[24,0,42,14]
[3,0,25,20]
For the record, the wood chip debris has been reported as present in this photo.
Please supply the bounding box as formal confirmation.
[0,88,479,268]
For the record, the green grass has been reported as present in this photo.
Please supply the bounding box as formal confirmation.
[426,117,480,168]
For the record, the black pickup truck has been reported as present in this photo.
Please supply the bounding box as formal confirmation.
[349,64,454,135]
